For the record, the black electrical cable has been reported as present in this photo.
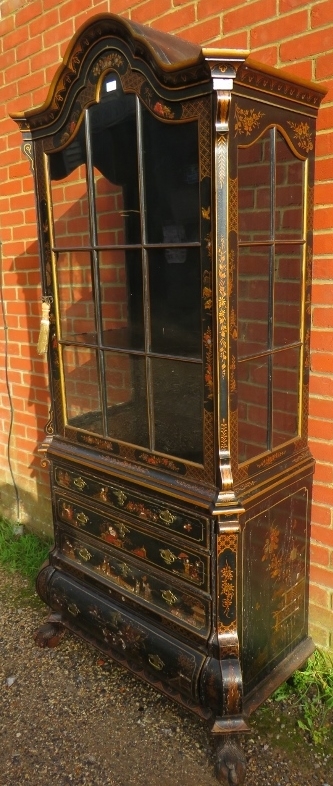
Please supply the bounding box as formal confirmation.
[0,240,20,522]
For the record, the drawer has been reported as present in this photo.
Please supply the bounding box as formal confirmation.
[46,569,206,706]
[57,528,211,637]
[53,464,208,546]
[55,494,210,591]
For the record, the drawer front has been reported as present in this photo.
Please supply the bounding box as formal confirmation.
[47,569,206,705]
[56,494,209,591]
[53,464,208,546]
[57,529,211,637]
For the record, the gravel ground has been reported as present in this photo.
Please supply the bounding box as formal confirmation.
[0,567,331,786]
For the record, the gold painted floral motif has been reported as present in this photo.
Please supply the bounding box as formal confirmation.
[92,52,124,76]
[220,560,234,617]
[234,104,264,136]
[230,354,236,394]
[202,206,210,221]
[137,453,180,472]
[262,525,283,580]
[229,307,237,340]
[287,120,313,153]
[203,270,212,310]
[141,84,175,118]
[257,450,286,469]
[226,679,241,715]
[60,108,81,144]
[125,500,158,523]
[80,433,115,452]
[203,327,213,400]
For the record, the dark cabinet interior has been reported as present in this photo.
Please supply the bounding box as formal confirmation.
[12,14,325,783]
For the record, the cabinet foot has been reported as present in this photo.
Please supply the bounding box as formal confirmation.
[33,613,65,649]
[215,738,247,785]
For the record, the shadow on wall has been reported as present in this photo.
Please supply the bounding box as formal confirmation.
[1,237,53,536]
[0,482,53,538]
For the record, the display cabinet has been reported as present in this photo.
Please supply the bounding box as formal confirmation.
[12,14,326,784]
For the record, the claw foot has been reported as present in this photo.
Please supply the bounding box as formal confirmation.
[216,739,247,785]
[34,613,65,648]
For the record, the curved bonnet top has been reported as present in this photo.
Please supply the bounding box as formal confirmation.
[11,13,212,135]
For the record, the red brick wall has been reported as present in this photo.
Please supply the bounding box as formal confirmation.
[0,0,332,646]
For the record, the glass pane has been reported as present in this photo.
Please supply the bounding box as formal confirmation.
[49,122,90,248]
[272,347,300,448]
[89,87,141,245]
[149,248,202,357]
[152,358,203,462]
[274,245,303,347]
[100,249,144,350]
[57,251,96,342]
[238,246,270,357]
[275,132,304,240]
[238,131,272,242]
[143,107,200,244]
[63,346,101,431]
[238,358,269,462]
[105,352,149,448]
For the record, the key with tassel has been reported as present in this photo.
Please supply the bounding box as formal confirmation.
[37,297,52,355]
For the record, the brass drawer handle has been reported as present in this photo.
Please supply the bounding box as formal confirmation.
[68,603,80,616]
[113,490,127,506]
[159,509,176,525]
[148,653,164,670]
[78,548,92,561]
[118,523,130,538]
[160,549,176,565]
[161,590,178,606]
[74,476,87,490]
[76,512,88,525]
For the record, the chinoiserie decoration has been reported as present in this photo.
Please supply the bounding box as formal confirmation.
[11,14,326,784]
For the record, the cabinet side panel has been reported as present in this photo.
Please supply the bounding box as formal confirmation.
[241,480,311,694]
